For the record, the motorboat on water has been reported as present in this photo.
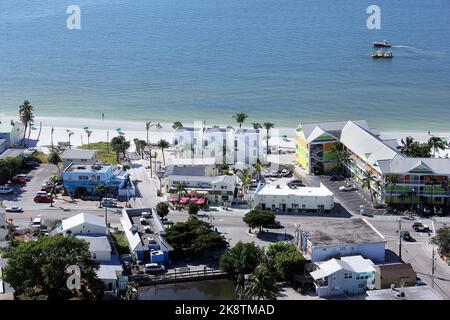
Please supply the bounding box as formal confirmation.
[372,49,394,59]
[383,51,394,58]
[372,50,384,58]
[373,40,391,48]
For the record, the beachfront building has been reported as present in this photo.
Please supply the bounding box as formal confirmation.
[63,163,135,198]
[374,263,416,289]
[295,120,450,211]
[310,255,376,298]
[297,218,386,263]
[163,164,238,205]
[172,125,265,165]
[62,149,98,170]
[0,120,25,149]
[253,183,334,213]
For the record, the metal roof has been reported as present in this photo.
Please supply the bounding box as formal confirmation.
[76,235,111,253]
[62,213,107,232]
[62,149,97,159]
[378,154,450,175]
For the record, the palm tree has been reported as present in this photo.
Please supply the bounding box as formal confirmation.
[373,179,382,202]
[175,183,187,202]
[66,130,74,149]
[50,126,55,152]
[157,139,170,166]
[172,121,183,130]
[398,136,416,156]
[428,137,446,158]
[254,163,264,181]
[243,265,277,300]
[252,123,262,130]
[95,183,107,207]
[232,112,248,129]
[47,152,62,175]
[241,171,252,195]
[19,100,34,147]
[385,175,400,206]
[427,176,438,215]
[362,171,375,203]
[263,122,275,155]
[152,151,158,174]
[86,130,92,149]
[111,136,130,163]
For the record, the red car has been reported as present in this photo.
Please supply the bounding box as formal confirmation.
[34,195,54,203]
[11,176,27,184]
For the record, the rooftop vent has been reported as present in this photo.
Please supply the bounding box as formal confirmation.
[276,185,281,189]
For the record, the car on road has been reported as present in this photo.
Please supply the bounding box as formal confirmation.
[162,219,174,225]
[24,160,40,168]
[338,184,358,191]
[412,222,431,232]
[400,231,415,242]
[145,263,166,274]
[0,185,14,194]
[280,169,291,177]
[287,179,304,188]
[362,212,374,218]
[101,198,117,208]
[267,220,283,229]
[11,175,28,184]
[5,206,23,212]
[34,195,54,203]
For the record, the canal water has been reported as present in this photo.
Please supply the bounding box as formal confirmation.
[138,279,236,300]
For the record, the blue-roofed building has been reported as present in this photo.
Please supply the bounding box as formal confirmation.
[63,163,135,197]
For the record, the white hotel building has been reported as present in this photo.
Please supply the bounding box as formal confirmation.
[172,123,265,165]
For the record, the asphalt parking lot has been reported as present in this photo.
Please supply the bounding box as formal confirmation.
[1,164,123,228]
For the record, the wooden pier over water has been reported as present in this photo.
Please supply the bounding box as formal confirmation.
[130,268,229,286]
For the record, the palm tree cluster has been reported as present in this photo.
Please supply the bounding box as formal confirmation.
[232,113,275,156]
[110,136,130,162]
[133,138,147,159]
[398,136,446,158]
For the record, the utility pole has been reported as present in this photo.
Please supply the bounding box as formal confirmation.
[398,218,402,262]
[431,245,436,288]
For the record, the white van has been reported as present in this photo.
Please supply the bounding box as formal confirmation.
[31,217,42,228]
[0,186,13,194]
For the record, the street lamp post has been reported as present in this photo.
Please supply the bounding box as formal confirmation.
[411,187,416,213]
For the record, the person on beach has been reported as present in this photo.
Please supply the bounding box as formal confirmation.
[102,113,105,121]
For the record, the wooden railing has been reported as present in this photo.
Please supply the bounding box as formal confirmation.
[130,268,228,286]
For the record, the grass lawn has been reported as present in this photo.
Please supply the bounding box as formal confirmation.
[80,142,117,164]
[111,231,130,255]
[32,151,49,163]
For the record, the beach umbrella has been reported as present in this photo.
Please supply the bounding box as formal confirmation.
[116,128,122,132]
[83,126,89,130]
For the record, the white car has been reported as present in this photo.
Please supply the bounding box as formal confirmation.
[145,263,166,274]
[0,186,14,194]
[339,184,358,191]
[5,206,23,212]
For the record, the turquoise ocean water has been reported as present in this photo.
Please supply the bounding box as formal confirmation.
[0,0,449,130]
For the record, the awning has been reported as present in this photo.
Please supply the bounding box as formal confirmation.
[190,197,199,202]
[197,198,206,205]
[180,197,190,204]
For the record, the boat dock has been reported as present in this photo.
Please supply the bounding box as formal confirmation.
[129,268,229,286]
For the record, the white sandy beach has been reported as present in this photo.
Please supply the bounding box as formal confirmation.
[2,115,449,158]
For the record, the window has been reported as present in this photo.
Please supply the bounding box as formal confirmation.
[272,204,276,210]
[344,273,352,279]
[253,150,257,156]
[253,140,257,147]
[92,253,97,260]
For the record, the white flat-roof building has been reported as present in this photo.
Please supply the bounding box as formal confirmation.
[366,285,444,300]
[254,183,334,213]
[0,119,25,148]
[62,149,98,169]
[172,124,265,165]
[76,235,112,262]
[310,255,376,298]
[62,212,107,236]
[297,218,386,263]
